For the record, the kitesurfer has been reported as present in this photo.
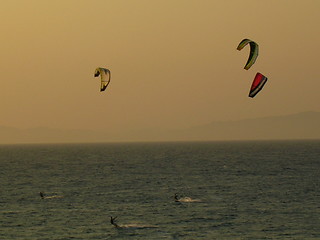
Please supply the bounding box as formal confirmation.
[110,216,119,228]
[39,192,44,199]
[174,193,179,202]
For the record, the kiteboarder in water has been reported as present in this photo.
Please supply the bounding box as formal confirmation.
[110,216,119,228]
[174,193,179,202]
[39,192,44,199]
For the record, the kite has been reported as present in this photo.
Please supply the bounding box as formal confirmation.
[94,67,111,92]
[237,39,259,70]
[249,72,268,98]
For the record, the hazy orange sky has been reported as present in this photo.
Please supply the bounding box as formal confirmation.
[1,0,319,135]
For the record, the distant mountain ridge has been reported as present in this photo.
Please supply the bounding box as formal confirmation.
[0,111,319,144]
[174,111,320,141]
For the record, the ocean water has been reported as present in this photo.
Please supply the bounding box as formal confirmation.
[0,140,319,240]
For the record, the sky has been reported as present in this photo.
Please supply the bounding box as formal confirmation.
[0,0,319,137]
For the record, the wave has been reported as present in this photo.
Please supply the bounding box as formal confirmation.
[174,194,202,203]
[114,223,158,229]
[176,197,201,203]
[43,195,63,199]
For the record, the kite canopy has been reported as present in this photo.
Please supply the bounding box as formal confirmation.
[249,72,268,98]
[237,39,259,70]
[94,67,111,92]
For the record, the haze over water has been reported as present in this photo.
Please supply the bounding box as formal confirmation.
[0,1,320,142]
[1,140,319,239]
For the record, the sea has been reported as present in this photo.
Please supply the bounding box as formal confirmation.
[0,140,319,240]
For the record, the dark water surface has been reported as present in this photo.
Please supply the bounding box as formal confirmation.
[0,140,319,239]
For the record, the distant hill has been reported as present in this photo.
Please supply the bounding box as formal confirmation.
[0,111,319,144]
[170,111,320,141]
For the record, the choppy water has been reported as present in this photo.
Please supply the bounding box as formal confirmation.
[0,140,319,239]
